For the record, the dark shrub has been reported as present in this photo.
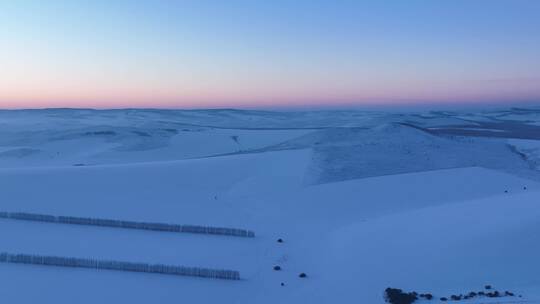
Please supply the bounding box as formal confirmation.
[440,297,448,301]
[419,293,432,300]
[277,238,284,243]
[505,291,514,296]
[273,266,281,271]
[450,295,462,300]
[384,288,418,304]
[299,272,307,278]
[468,292,477,297]
[486,291,500,298]
[485,285,492,290]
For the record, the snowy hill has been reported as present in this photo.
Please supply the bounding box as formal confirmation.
[1,108,540,303]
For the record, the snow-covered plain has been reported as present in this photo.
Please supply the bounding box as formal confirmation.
[1,107,540,303]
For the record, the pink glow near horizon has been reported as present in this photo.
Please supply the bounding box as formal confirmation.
[1,80,537,109]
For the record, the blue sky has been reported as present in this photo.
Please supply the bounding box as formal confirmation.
[1,0,539,108]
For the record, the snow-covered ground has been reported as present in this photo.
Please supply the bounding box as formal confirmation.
[1,107,540,303]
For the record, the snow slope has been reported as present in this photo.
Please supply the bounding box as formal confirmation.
[1,150,539,303]
[1,108,540,303]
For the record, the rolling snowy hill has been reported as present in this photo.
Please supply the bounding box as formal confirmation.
[1,108,540,303]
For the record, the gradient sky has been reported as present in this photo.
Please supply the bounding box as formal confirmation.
[1,0,539,109]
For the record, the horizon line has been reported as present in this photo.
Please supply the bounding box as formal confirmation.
[1,100,539,113]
